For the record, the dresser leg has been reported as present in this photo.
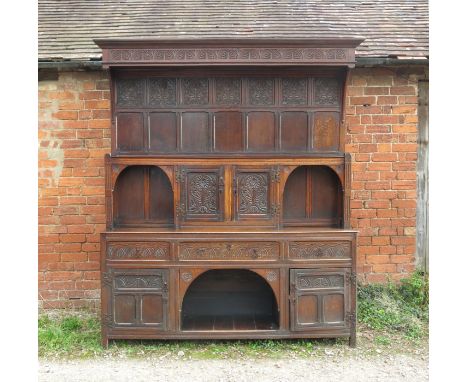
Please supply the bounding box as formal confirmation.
[101,333,109,349]
[349,332,356,348]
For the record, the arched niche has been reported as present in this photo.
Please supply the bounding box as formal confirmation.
[282,165,343,227]
[181,269,279,331]
[113,165,174,227]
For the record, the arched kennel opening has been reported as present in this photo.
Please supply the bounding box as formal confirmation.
[113,165,174,227]
[181,269,279,331]
[282,165,343,227]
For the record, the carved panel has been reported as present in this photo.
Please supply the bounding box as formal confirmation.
[248,78,274,105]
[296,275,344,290]
[116,79,145,107]
[187,173,219,215]
[215,78,241,105]
[114,274,164,289]
[238,173,269,214]
[148,78,176,106]
[314,78,340,106]
[179,242,280,260]
[289,242,350,259]
[107,242,170,260]
[182,78,209,105]
[281,78,307,105]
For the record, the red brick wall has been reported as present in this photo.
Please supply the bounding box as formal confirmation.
[38,66,428,309]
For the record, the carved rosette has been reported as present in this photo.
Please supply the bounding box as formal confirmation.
[297,275,344,289]
[182,78,209,105]
[179,242,280,260]
[148,78,176,106]
[248,78,274,105]
[187,174,219,215]
[116,78,145,107]
[215,78,241,105]
[181,272,193,283]
[314,78,340,105]
[238,173,268,214]
[289,242,350,259]
[281,78,307,105]
[266,271,278,282]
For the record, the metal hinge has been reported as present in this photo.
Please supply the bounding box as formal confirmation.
[345,311,356,326]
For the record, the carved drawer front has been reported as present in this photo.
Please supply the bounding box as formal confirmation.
[288,241,351,260]
[233,166,278,222]
[107,242,170,260]
[178,242,280,261]
[177,166,225,222]
[290,269,350,331]
[104,269,169,329]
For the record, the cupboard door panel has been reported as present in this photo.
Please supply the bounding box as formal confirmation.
[116,112,144,152]
[179,167,224,222]
[109,269,168,330]
[290,269,349,331]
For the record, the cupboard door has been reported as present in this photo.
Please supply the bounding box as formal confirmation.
[233,167,277,222]
[290,269,349,331]
[178,166,225,222]
[108,269,168,329]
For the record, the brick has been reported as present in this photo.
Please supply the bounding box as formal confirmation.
[377,96,398,105]
[372,153,398,162]
[390,86,416,95]
[364,87,389,95]
[350,96,376,105]
[52,111,78,120]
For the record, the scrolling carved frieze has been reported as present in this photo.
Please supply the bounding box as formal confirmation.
[238,173,269,214]
[114,275,164,289]
[108,48,349,64]
[289,242,350,259]
[297,275,344,289]
[179,242,280,260]
[107,243,170,259]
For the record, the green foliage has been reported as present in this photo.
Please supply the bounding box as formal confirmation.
[357,271,429,339]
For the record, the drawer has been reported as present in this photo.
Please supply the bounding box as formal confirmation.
[178,241,280,261]
[106,242,171,260]
[288,241,351,260]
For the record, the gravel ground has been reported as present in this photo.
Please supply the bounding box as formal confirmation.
[39,354,428,382]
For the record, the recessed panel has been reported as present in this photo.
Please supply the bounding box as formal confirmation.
[296,294,319,325]
[280,112,308,151]
[149,112,177,152]
[141,294,164,325]
[313,112,340,151]
[149,167,174,223]
[283,166,307,219]
[181,112,210,152]
[247,112,275,152]
[114,166,145,222]
[116,112,144,152]
[214,112,243,152]
[323,294,345,323]
[114,294,137,324]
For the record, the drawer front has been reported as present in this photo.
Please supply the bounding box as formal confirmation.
[178,241,280,261]
[107,242,171,260]
[288,241,351,260]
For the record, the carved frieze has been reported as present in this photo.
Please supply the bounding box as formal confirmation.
[281,78,307,105]
[297,275,344,289]
[187,173,219,215]
[114,274,164,289]
[148,78,176,106]
[215,78,241,105]
[116,79,145,107]
[179,242,280,260]
[238,173,269,214]
[107,243,170,259]
[289,242,350,259]
[314,78,340,105]
[248,78,274,105]
[182,78,209,105]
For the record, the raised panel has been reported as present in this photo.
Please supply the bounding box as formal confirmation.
[246,112,275,152]
[141,294,164,325]
[214,112,243,152]
[181,112,210,152]
[116,112,144,152]
[114,295,137,324]
[280,112,308,151]
[149,112,177,152]
[323,294,345,323]
[296,295,318,325]
[182,78,209,105]
[116,78,145,107]
[313,112,339,151]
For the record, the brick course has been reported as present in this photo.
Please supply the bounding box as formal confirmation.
[38,66,428,309]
